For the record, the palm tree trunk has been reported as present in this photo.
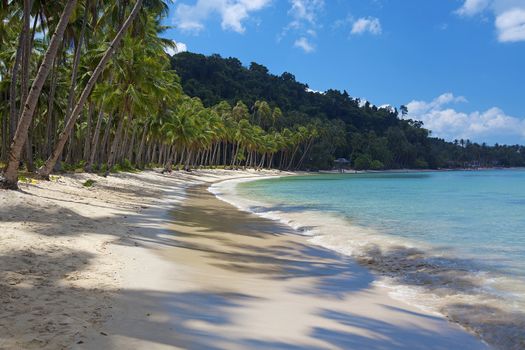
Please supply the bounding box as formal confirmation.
[83,101,94,161]
[145,142,153,165]
[149,143,156,165]
[9,34,23,146]
[279,152,285,169]
[1,91,7,161]
[37,0,143,179]
[296,139,312,169]
[1,0,78,189]
[85,106,104,172]
[64,3,88,163]
[105,114,126,174]
[184,148,192,171]
[19,0,31,118]
[119,125,130,161]
[127,126,136,162]
[162,145,176,173]
[136,124,148,167]
[45,57,59,158]
[99,113,114,164]
[20,0,33,171]
[158,144,164,164]
[223,141,227,166]
[268,153,274,169]
[286,146,300,170]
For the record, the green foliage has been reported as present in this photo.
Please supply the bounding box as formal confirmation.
[83,179,96,187]
[170,52,525,170]
[120,159,134,171]
[370,160,384,170]
[415,158,429,169]
[354,154,372,170]
[1,5,523,179]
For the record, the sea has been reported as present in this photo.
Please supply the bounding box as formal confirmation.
[210,169,525,349]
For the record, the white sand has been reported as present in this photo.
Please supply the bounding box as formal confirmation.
[0,169,489,349]
[0,169,277,349]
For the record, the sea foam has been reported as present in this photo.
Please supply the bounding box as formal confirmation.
[209,175,525,350]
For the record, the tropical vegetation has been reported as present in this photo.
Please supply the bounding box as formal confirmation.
[172,52,525,170]
[1,2,524,190]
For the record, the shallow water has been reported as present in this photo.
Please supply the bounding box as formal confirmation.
[211,170,525,350]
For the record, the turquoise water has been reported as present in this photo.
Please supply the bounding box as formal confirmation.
[233,169,525,348]
[238,170,525,277]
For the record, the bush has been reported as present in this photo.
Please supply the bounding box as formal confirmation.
[120,159,134,171]
[83,179,96,187]
[370,160,384,170]
[353,154,371,170]
[35,159,44,168]
[415,158,429,169]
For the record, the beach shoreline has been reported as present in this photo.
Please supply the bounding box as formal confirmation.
[1,169,489,349]
[0,169,284,349]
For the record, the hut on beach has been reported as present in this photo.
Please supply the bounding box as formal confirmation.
[334,158,350,173]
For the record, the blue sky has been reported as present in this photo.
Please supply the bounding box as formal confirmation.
[164,0,525,144]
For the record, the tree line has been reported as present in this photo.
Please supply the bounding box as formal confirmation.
[172,52,525,170]
[1,2,523,190]
[0,1,323,190]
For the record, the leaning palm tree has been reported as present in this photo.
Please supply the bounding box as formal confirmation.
[1,0,78,190]
[37,0,143,179]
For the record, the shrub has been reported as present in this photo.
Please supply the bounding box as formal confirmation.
[83,179,96,187]
[370,160,385,170]
[353,154,371,170]
[415,158,429,169]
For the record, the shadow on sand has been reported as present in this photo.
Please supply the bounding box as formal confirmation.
[1,179,517,349]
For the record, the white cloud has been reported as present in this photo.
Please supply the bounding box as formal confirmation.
[294,37,315,52]
[379,104,395,113]
[351,17,382,35]
[165,42,188,56]
[306,87,324,94]
[289,0,324,25]
[174,0,271,34]
[406,93,525,144]
[176,42,188,53]
[455,0,525,42]
[495,8,525,42]
[279,0,323,51]
[455,0,491,16]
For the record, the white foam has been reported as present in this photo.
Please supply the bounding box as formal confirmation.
[209,177,525,349]
[209,177,317,236]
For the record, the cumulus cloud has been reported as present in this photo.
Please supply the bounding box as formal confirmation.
[351,17,382,35]
[280,0,324,52]
[406,93,525,144]
[495,8,525,42]
[276,0,324,52]
[289,0,324,25]
[455,0,491,16]
[294,37,315,52]
[455,0,525,42]
[165,42,188,56]
[174,0,271,34]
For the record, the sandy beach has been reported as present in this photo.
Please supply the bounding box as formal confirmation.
[1,170,488,349]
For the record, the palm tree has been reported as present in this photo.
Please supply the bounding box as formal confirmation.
[38,0,144,179]
[1,0,78,190]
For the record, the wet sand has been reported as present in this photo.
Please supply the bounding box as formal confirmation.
[80,184,488,349]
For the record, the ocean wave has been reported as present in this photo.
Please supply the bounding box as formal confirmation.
[209,178,525,350]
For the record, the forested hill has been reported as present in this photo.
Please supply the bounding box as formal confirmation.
[171,52,525,170]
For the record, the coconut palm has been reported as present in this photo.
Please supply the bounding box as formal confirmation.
[1,0,78,189]
[37,0,144,179]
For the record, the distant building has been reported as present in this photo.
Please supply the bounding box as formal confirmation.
[334,158,350,173]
